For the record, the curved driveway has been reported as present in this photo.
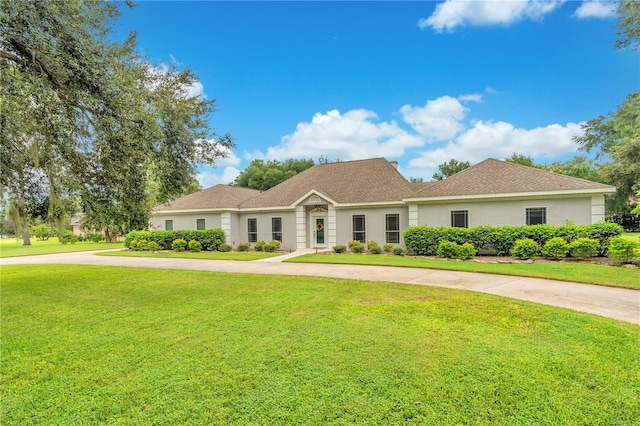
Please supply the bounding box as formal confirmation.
[2,250,639,325]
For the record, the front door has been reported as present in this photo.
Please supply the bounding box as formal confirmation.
[313,216,326,247]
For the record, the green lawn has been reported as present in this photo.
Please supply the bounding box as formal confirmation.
[287,254,640,290]
[0,237,123,258]
[622,232,640,241]
[99,249,283,261]
[2,265,638,425]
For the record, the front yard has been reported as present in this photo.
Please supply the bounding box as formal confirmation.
[0,237,124,258]
[2,265,638,424]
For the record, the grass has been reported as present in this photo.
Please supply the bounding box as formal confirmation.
[2,265,638,425]
[621,232,640,241]
[99,249,283,261]
[287,254,640,290]
[0,237,123,258]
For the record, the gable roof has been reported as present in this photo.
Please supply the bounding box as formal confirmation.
[406,158,615,200]
[154,184,260,211]
[240,158,413,208]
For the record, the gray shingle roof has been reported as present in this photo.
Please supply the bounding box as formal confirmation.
[240,158,413,208]
[154,184,260,211]
[407,158,615,199]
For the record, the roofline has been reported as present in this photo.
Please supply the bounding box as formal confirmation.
[290,189,340,207]
[403,187,616,203]
[152,208,239,215]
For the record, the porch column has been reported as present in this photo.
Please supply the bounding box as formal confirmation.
[296,206,307,249]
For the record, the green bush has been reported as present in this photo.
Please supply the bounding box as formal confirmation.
[237,242,251,252]
[59,231,78,245]
[269,240,282,250]
[31,224,54,241]
[263,243,276,252]
[333,245,346,254]
[254,240,266,252]
[147,241,160,252]
[137,240,149,251]
[383,243,394,253]
[188,240,202,252]
[607,237,640,264]
[457,242,477,260]
[367,240,379,251]
[219,243,232,252]
[437,241,459,259]
[129,240,139,251]
[172,239,188,252]
[568,238,598,260]
[348,240,364,254]
[393,247,406,256]
[84,232,103,243]
[124,229,225,251]
[541,237,569,260]
[370,245,383,254]
[512,238,540,260]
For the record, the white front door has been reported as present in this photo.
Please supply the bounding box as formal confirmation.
[311,215,327,247]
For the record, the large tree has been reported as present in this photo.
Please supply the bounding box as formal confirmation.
[234,158,315,191]
[432,158,470,181]
[0,0,232,241]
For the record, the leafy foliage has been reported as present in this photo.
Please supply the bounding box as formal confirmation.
[568,238,599,260]
[30,224,54,241]
[254,240,266,252]
[432,158,470,181]
[59,231,77,245]
[383,243,394,253]
[171,239,188,252]
[218,244,232,252]
[233,158,315,190]
[333,245,347,254]
[125,229,225,251]
[607,237,640,264]
[348,240,364,253]
[512,239,540,260]
[541,237,569,260]
[237,243,251,252]
[188,240,202,252]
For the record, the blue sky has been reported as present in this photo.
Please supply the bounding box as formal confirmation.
[116,1,638,186]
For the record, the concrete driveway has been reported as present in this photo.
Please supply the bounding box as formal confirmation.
[2,250,639,325]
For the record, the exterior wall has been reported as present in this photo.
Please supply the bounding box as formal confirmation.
[237,211,297,251]
[335,206,408,247]
[150,213,222,231]
[414,197,593,227]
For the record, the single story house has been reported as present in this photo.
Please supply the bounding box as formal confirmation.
[150,158,616,251]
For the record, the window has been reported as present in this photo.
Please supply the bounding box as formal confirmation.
[165,220,173,231]
[353,215,366,243]
[526,207,547,225]
[385,214,400,244]
[451,210,469,228]
[272,217,282,242]
[196,218,206,230]
[247,218,257,242]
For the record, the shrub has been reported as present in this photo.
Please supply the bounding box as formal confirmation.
[608,237,640,264]
[568,238,598,260]
[512,238,539,260]
[147,241,160,252]
[370,245,383,254]
[129,240,139,251]
[367,240,379,251]
[137,240,149,251]
[84,232,103,243]
[237,242,251,252]
[437,241,459,259]
[188,240,202,252]
[348,240,364,254]
[542,237,569,260]
[333,245,346,254]
[264,243,277,252]
[31,224,54,241]
[172,238,188,252]
[219,243,232,252]
[383,243,394,253]
[457,242,477,260]
[124,229,225,251]
[254,240,266,252]
[393,247,406,256]
[59,231,77,245]
[269,240,282,250]
[634,248,640,264]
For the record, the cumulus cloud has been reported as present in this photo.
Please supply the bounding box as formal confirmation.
[407,120,583,172]
[573,1,616,19]
[400,94,482,140]
[261,109,423,161]
[419,0,565,32]
[196,166,241,188]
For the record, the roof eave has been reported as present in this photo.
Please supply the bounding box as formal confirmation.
[403,187,617,203]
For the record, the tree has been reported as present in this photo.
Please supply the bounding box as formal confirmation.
[0,0,232,239]
[616,0,640,52]
[409,177,424,183]
[543,155,605,183]
[505,153,535,167]
[234,158,315,191]
[432,159,471,181]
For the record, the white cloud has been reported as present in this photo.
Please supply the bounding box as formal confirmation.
[573,1,616,19]
[261,109,423,161]
[407,120,583,174]
[196,166,241,188]
[419,0,565,32]
[400,94,482,140]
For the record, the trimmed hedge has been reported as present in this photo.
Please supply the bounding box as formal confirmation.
[402,223,622,257]
[125,229,225,251]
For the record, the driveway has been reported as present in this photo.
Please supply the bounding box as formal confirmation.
[2,250,639,325]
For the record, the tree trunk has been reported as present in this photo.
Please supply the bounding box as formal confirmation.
[22,227,31,246]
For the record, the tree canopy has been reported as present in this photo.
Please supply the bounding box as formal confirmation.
[233,158,315,191]
[432,159,471,181]
[0,0,232,241]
